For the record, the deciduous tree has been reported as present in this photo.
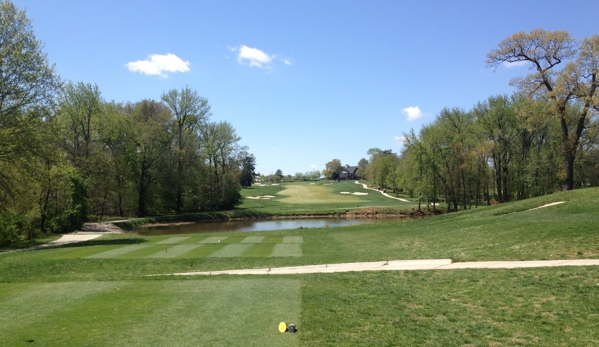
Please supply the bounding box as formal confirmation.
[487,29,599,190]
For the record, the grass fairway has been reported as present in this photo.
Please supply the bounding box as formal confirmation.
[1,187,599,345]
[277,184,363,204]
[239,180,416,214]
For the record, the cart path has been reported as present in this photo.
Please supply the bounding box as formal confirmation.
[354,181,410,202]
[152,258,599,276]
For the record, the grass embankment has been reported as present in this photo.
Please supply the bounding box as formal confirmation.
[1,186,598,346]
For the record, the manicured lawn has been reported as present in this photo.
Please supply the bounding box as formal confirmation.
[0,187,598,346]
[0,278,301,347]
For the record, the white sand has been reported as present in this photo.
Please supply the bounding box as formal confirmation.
[527,201,565,211]
[246,195,275,200]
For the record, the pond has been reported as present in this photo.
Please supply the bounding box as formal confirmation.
[135,218,399,236]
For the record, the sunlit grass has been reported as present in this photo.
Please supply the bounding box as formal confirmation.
[1,187,598,346]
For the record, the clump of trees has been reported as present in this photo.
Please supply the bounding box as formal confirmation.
[293,170,321,181]
[323,159,343,179]
[0,1,255,244]
[486,29,599,191]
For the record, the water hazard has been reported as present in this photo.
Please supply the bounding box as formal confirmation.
[136,218,387,236]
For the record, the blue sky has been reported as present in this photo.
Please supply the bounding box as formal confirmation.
[13,0,598,176]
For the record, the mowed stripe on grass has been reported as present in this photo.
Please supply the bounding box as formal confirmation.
[241,236,265,243]
[156,237,190,244]
[283,236,303,244]
[147,244,203,258]
[86,245,149,259]
[200,236,227,243]
[0,279,301,347]
[210,244,253,257]
[271,244,302,257]
[61,235,303,259]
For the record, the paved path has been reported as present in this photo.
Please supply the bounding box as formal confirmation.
[157,258,599,276]
[354,181,410,202]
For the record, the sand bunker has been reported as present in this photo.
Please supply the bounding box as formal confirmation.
[246,195,276,200]
[527,201,565,211]
[340,191,368,196]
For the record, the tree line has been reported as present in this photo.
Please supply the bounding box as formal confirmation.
[356,30,599,211]
[360,93,598,212]
[0,1,256,244]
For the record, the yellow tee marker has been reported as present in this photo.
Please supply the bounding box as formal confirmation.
[278,322,287,333]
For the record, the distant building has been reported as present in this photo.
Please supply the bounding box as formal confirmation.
[339,165,358,180]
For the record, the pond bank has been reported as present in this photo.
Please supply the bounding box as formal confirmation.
[109,209,437,231]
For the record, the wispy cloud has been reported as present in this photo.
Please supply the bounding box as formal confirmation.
[310,164,317,169]
[502,60,528,68]
[402,106,424,121]
[231,45,292,68]
[394,135,406,146]
[126,53,190,77]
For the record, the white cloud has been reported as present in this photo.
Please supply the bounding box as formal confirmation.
[394,135,407,146]
[310,164,317,169]
[236,45,273,68]
[283,59,293,65]
[502,60,528,68]
[126,53,190,77]
[402,106,424,121]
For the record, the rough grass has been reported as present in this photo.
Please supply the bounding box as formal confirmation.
[300,268,599,346]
